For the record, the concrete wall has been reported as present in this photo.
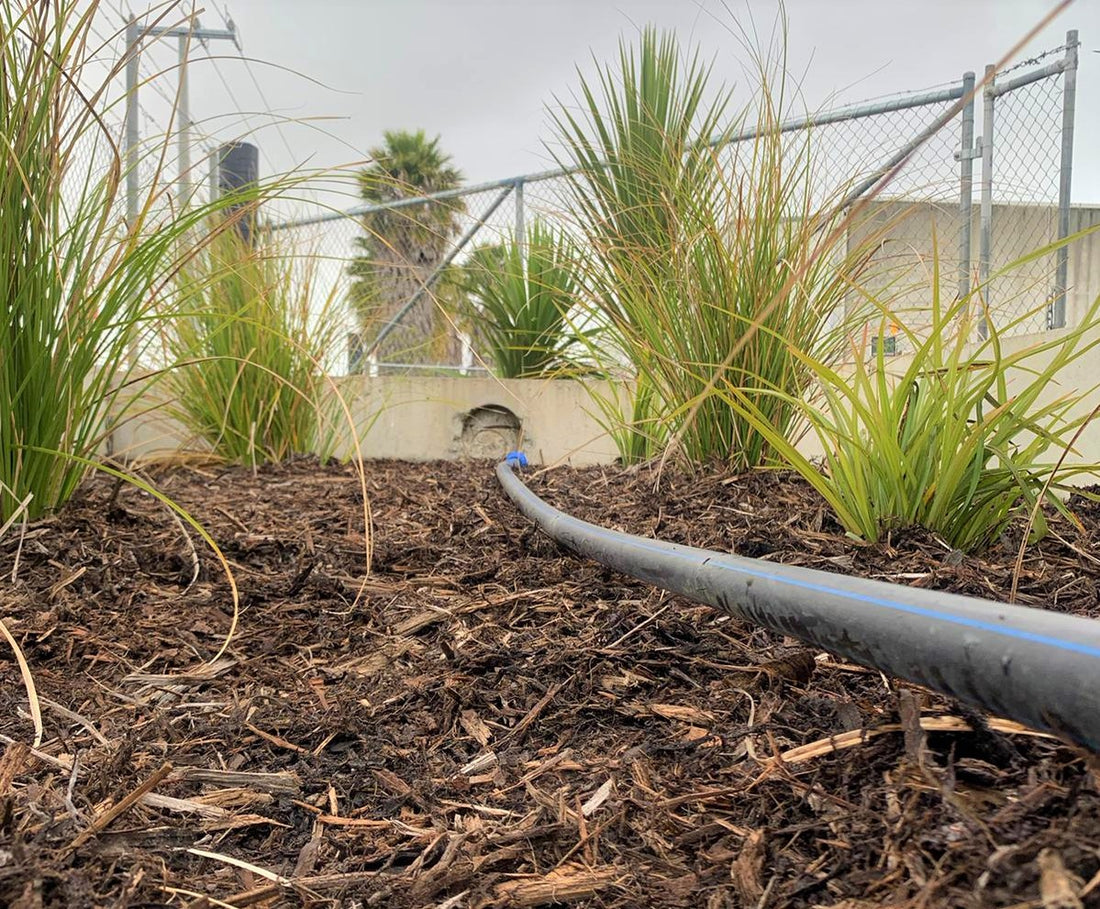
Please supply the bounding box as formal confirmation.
[111,325,1100,478]
[109,375,623,467]
[108,201,1100,471]
[325,375,622,465]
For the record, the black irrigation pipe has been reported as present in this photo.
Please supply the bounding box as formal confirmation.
[496,457,1100,752]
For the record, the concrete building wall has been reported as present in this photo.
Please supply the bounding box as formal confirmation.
[797,323,1100,473]
[848,200,1100,337]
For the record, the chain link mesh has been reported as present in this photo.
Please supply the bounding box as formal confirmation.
[263,54,1070,373]
[63,11,1072,375]
[985,72,1065,335]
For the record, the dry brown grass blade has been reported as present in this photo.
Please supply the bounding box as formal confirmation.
[0,616,42,749]
[161,887,244,909]
[0,489,40,747]
[186,847,294,885]
[780,715,1058,765]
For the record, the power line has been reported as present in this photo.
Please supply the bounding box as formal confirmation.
[217,3,299,166]
[202,49,276,173]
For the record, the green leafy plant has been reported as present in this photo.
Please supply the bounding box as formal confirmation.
[552,26,872,467]
[163,226,343,467]
[461,221,587,378]
[0,0,274,521]
[725,239,1100,552]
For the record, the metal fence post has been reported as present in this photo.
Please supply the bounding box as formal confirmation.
[177,16,192,206]
[978,64,996,337]
[124,18,140,228]
[956,71,977,301]
[515,177,526,251]
[1051,29,1078,329]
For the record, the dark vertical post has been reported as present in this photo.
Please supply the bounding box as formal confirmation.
[216,141,260,243]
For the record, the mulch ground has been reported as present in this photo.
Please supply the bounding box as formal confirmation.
[2,457,1100,908]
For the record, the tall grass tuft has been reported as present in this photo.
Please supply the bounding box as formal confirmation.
[552,27,871,467]
[0,0,347,747]
[461,221,587,378]
[163,225,343,467]
[725,238,1100,553]
[0,1,277,520]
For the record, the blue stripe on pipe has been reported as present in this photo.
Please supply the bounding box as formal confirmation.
[561,519,1100,661]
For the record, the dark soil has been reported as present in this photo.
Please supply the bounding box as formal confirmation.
[2,458,1100,908]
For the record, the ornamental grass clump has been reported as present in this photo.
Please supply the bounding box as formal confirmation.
[0,0,282,521]
[461,221,588,378]
[0,0,336,746]
[163,225,343,467]
[725,239,1100,553]
[552,27,872,467]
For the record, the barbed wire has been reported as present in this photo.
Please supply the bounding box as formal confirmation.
[997,41,1073,77]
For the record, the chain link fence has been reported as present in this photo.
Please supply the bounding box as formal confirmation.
[266,34,1079,374]
[982,49,1075,335]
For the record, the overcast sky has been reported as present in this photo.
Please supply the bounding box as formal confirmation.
[126,1,1100,207]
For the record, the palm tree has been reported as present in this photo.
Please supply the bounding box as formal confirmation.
[348,130,465,368]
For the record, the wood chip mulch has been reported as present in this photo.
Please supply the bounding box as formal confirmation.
[2,457,1100,908]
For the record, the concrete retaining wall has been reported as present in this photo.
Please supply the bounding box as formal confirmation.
[108,202,1100,472]
[109,375,623,467]
[111,328,1100,481]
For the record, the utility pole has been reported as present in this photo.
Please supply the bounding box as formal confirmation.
[133,13,239,207]
[122,17,140,365]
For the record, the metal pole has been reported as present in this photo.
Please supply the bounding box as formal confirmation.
[124,17,141,364]
[137,16,236,207]
[270,82,972,232]
[978,64,995,338]
[514,178,526,252]
[1052,30,1078,330]
[124,18,140,224]
[956,72,976,301]
[177,18,191,206]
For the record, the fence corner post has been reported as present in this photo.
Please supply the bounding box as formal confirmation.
[1051,29,1078,330]
[978,64,996,338]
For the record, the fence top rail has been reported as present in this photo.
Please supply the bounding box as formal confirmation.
[269,80,973,232]
[991,55,1072,99]
[269,39,1069,234]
